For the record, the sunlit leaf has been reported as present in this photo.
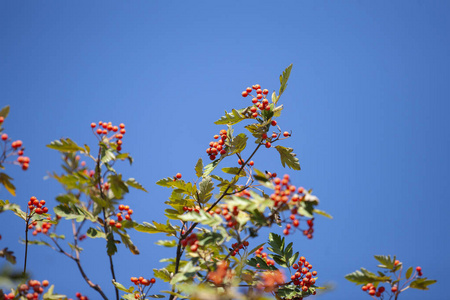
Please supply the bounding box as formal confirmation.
[47,138,85,153]
[274,146,301,170]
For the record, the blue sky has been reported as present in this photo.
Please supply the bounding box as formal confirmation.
[1,1,449,299]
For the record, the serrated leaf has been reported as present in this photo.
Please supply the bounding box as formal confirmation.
[229,133,248,155]
[0,248,16,264]
[409,278,437,290]
[203,156,225,177]
[268,233,285,256]
[106,232,117,256]
[274,146,301,170]
[313,209,333,219]
[195,158,203,178]
[248,243,266,256]
[198,176,214,203]
[86,227,106,239]
[345,268,391,285]
[155,240,177,247]
[247,256,278,271]
[0,106,10,119]
[154,268,171,282]
[47,138,85,153]
[101,148,115,164]
[374,255,395,270]
[214,108,248,125]
[179,210,222,227]
[406,266,413,279]
[133,221,177,236]
[0,172,16,196]
[112,280,134,293]
[118,231,140,255]
[279,64,293,97]
[221,167,245,176]
[126,178,147,192]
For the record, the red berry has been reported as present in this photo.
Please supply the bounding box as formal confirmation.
[242,91,248,97]
[176,173,182,179]
[271,120,277,126]
[391,286,398,293]
[262,89,269,95]
[416,266,422,272]
[283,131,290,137]
[0,116,3,123]
[265,142,271,148]
[1,134,7,140]
[90,123,96,128]
[246,87,252,93]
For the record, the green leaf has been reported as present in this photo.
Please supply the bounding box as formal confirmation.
[279,64,293,97]
[133,221,177,236]
[214,108,248,125]
[268,233,285,256]
[101,148,115,164]
[229,133,248,155]
[248,243,266,256]
[221,167,245,176]
[126,178,147,192]
[156,178,196,195]
[374,255,395,270]
[108,174,129,199]
[154,268,171,282]
[198,176,214,203]
[272,104,284,117]
[170,261,201,285]
[195,158,203,178]
[247,256,278,271]
[345,268,391,285]
[42,284,67,300]
[47,138,85,153]
[106,232,117,256]
[0,106,10,119]
[117,231,140,255]
[112,280,134,293]
[313,209,333,219]
[274,145,301,170]
[0,172,16,196]
[203,156,225,177]
[116,153,133,165]
[289,252,300,268]
[179,210,223,227]
[409,278,437,290]
[0,248,16,264]
[155,240,177,247]
[406,266,413,280]
[0,200,25,220]
[86,227,106,239]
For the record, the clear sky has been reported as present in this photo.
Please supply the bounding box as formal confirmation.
[1,1,449,299]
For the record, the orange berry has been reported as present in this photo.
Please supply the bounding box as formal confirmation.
[176,173,182,179]
[119,123,125,129]
[90,123,96,128]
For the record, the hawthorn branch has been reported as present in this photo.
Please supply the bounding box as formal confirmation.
[96,146,119,300]
[169,143,263,300]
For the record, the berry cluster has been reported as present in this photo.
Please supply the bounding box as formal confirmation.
[361,283,386,297]
[75,292,89,300]
[207,261,230,285]
[229,240,249,257]
[109,204,133,229]
[258,270,285,292]
[3,279,50,299]
[91,121,126,151]
[1,131,29,170]
[205,129,229,160]
[268,175,315,239]
[290,256,317,293]
[27,196,49,215]
[361,266,423,298]
[218,204,240,228]
[241,84,270,118]
[130,276,156,286]
[30,217,53,236]
[254,246,275,266]
[130,276,156,300]
[180,233,199,252]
